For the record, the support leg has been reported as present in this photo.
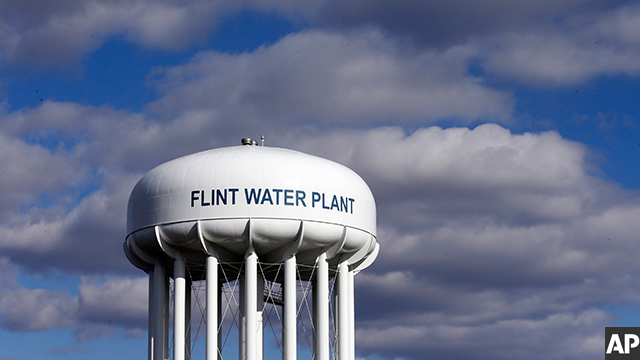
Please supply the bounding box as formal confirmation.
[244,252,258,360]
[151,259,169,360]
[174,254,187,360]
[348,270,355,360]
[206,255,219,360]
[283,255,297,360]
[148,265,155,360]
[335,260,350,360]
[314,253,329,360]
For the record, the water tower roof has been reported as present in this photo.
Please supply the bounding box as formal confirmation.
[127,145,376,237]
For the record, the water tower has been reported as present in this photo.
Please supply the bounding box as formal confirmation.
[124,139,379,360]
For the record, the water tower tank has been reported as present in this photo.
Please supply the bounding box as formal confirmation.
[124,140,379,360]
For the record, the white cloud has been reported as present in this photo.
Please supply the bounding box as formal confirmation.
[281,124,640,359]
[299,124,586,189]
[0,287,79,331]
[1,0,637,90]
[355,310,606,360]
[0,93,634,360]
[148,29,513,125]
[0,101,229,172]
[0,132,90,218]
[0,180,135,273]
[0,0,226,67]
[78,276,147,328]
[293,0,640,86]
[0,0,620,70]
[292,125,640,284]
[289,124,595,231]
[0,273,147,333]
[481,4,640,85]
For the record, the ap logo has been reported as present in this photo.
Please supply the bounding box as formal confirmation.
[606,327,640,359]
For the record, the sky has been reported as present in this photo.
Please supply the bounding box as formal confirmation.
[1,0,640,359]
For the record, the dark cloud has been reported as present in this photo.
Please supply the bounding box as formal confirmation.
[308,0,613,46]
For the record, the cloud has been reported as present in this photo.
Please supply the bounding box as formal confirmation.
[0,270,147,334]
[306,0,605,47]
[1,0,637,91]
[148,29,513,126]
[78,276,147,328]
[279,124,640,359]
[481,4,640,85]
[0,100,636,360]
[355,310,606,360]
[0,101,228,172]
[0,0,620,70]
[0,85,635,360]
[274,0,640,86]
[0,132,91,219]
[0,101,232,274]
[2,4,640,357]
[0,287,78,331]
[289,125,594,228]
[288,125,640,292]
[0,0,227,67]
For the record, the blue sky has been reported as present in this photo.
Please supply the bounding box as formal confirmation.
[1,1,640,359]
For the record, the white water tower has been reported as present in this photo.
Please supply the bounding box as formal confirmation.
[124,139,379,360]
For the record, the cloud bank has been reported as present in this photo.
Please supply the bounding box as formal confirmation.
[2,1,640,359]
